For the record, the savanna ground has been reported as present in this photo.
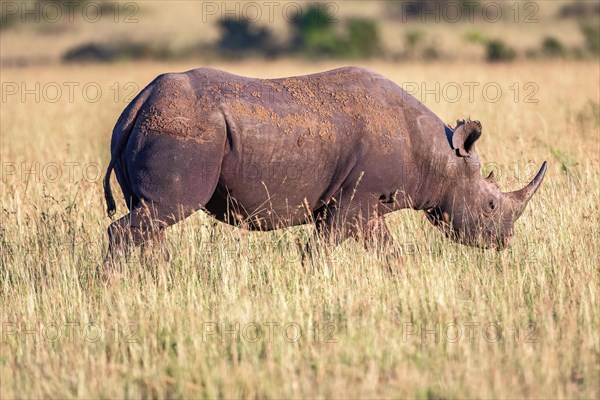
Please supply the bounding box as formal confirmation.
[1,1,600,399]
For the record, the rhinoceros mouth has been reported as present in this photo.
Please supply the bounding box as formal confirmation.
[425,208,452,233]
[426,207,515,250]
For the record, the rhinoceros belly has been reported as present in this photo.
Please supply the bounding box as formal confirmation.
[203,104,354,230]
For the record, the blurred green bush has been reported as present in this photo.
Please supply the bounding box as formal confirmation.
[541,37,565,57]
[486,40,516,62]
[63,41,173,63]
[217,19,277,58]
[290,6,382,59]
[51,1,600,63]
[580,23,600,55]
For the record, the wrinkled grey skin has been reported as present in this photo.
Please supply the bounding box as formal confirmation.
[104,67,547,262]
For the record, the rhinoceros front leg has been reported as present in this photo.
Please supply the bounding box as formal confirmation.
[309,201,400,270]
[362,216,394,253]
[298,203,348,266]
[363,216,402,272]
[313,202,393,250]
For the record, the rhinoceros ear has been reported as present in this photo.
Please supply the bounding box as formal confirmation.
[452,120,482,157]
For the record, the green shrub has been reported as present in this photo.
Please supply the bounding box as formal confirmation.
[290,5,383,59]
[580,23,600,55]
[345,18,382,59]
[558,1,600,19]
[62,41,172,63]
[542,36,565,57]
[465,29,486,44]
[422,46,441,60]
[486,40,516,62]
[301,29,342,57]
[405,30,424,49]
[217,19,275,57]
[290,4,337,55]
[63,43,113,63]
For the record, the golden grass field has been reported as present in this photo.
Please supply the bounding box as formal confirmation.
[1,58,598,398]
[1,0,599,397]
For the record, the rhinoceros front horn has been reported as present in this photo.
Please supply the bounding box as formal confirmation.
[506,161,548,219]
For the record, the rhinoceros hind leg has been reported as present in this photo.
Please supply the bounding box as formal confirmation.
[103,201,189,272]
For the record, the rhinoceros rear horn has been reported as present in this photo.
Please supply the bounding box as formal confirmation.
[506,161,548,219]
[452,120,482,157]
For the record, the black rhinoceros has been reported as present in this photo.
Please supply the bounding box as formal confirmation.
[103,67,547,262]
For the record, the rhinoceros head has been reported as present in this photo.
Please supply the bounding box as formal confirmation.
[425,120,547,250]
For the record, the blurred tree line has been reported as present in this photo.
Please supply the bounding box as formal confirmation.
[213,1,599,62]
[3,0,596,64]
[216,5,381,59]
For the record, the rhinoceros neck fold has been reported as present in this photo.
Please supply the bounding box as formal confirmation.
[407,166,449,211]
[399,116,457,212]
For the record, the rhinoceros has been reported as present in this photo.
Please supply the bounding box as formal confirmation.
[103,66,547,262]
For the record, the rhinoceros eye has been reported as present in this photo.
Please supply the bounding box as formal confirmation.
[487,200,496,210]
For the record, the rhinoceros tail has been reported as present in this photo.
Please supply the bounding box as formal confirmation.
[104,164,117,218]
[104,81,155,218]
